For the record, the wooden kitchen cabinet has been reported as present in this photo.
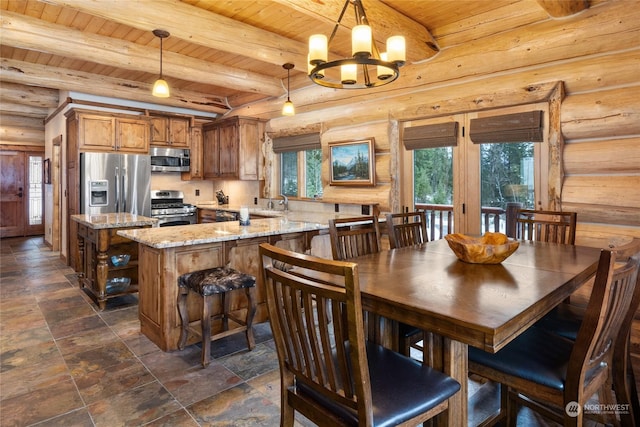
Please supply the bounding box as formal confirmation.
[202,116,265,180]
[74,111,149,153]
[150,116,190,147]
[181,125,203,180]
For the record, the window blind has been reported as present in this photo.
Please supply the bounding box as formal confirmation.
[402,122,459,150]
[272,133,321,153]
[470,111,544,143]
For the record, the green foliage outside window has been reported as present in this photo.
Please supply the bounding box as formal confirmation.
[281,149,323,198]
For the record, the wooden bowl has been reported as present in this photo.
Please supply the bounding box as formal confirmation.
[445,232,519,264]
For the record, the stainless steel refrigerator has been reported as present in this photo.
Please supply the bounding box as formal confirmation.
[80,152,151,216]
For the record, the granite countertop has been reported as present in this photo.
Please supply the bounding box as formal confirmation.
[71,213,158,229]
[117,216,328,249]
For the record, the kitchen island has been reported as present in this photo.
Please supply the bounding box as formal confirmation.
[71,213,158,310]
[117,213,362,351]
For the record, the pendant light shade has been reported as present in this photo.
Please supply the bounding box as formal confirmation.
[282,63,295,116]
[152,29,170,98]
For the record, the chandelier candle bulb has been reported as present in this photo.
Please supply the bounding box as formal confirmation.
[309,34,328,64]
[387,35,406,64]
[377,52,393,80]
[352,25,372,57]
[341,64,358,84]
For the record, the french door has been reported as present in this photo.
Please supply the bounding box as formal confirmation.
[401,103,548,237]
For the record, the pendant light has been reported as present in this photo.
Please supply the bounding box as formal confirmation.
[282,63,295,116]
[152,29,170,98]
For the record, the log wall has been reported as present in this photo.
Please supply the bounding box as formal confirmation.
[263,0,640,244]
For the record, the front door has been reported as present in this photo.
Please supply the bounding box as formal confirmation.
[0,149,44,238]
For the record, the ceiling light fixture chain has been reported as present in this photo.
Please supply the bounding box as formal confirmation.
[308,0,406,89]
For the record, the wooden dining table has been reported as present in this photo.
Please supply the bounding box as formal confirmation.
[350,238,602,427]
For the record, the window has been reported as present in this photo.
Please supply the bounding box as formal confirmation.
[274,133,323,199]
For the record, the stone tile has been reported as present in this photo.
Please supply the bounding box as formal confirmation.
[0,356,70,400]
[0,377,84,426]
[30,408,94,427]
[0,325,52,352]
[87,381,181,427]
[0,339,61,373]
[143,408,200,427]
[74,358,156,404]
[40,302,98,326]
[99,305,139,326]
[209,321,273,358]
[246,369,281,405]
[139,345,202,382]
[164,361,243,406]
[187,382,281,426]
[122,330,164,357]
[55,327,120,357]
[219,343,279,381]
[47,314,109,340]
[64,341,136,377]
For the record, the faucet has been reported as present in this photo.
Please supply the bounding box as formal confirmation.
[279,194,289,211]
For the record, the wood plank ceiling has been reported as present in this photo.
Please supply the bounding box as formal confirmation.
[0,0,596,122]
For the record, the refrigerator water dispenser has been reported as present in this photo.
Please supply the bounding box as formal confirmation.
[89,180,109,207]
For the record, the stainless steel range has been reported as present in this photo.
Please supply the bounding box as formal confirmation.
[151,190,197,227]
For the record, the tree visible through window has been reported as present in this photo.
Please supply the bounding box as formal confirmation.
[281,149,323,198]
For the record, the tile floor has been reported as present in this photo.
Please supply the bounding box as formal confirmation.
[0,236,620,426]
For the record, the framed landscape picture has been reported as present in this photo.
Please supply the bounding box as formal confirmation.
[329,139,375,186]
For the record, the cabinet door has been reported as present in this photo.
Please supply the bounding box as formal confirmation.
[219,121,238,178]
[78,114,115,150]
[202,126,220,179]
[169,118,190,147]
[239,118,262,180]
[150,117,168,144]
[116,118,149,153]
[182,126,203,180]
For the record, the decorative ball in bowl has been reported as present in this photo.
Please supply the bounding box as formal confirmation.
[445,232,519,264]
[110,254,131,267]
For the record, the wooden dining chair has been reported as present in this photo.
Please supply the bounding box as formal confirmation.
[515,208,577,244]
[534,238,640,426]
[258,243,461,427]
[328,215,381,260]
[385,211,428,249]
[385,211,428,358]
[467,248,640,426]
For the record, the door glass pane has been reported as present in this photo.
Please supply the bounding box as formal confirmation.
[480,142,534,233]
[28,155,43,226]
[281,151,298,196]
[414,147,453,239]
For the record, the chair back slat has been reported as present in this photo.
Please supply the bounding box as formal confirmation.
[568,250,640,391]
[515,209,577,245]
[386,211,428,249]
[259,243,373,422]
[329,216,381,260]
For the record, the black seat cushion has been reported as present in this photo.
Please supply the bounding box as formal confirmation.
[534,303,583,341]
[178,266,255,296]
[469,327,576,391]
[398,323,421,339]
[295,341,460,427]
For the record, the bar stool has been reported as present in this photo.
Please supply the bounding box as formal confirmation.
[177,266,256,368]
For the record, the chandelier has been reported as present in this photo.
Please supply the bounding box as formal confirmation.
[308,0,406,89]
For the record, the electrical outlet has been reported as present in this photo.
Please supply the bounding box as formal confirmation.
[254,197,258,205]
[195,189,200,196]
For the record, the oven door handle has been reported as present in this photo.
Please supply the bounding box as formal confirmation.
[153,213,196,219]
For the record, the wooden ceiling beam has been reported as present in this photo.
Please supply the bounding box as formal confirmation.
[1,11,283,97]
[0,59,229,115]
[0,82,59,109]
[50,0,309,69]
[535,0,590,18]
[279,0,439,62]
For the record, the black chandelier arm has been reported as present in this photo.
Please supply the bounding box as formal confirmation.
[309,57,400,89]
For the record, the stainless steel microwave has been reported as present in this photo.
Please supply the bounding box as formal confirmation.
[150,147,190,172]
